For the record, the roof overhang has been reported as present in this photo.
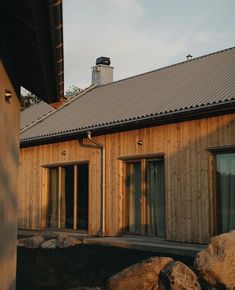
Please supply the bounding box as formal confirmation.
[0,0,64,103]
[20,101,235,148]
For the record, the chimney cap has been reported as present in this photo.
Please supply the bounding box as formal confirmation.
[186,54,193,61]
[96,56,111,66]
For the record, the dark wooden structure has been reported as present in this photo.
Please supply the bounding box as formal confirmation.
[0,1,63,289]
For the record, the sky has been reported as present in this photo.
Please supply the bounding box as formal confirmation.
[63,0,235,90]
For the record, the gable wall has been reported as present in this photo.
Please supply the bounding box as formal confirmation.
[18,113,235,243]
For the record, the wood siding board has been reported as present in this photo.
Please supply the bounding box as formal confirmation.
[200,118,210,243]
[176,123,183,240]
[170,123,178,240]
[196,120,203,242]
[74,164,78,230]
[187,121,194,241]
[208,152,216,237]
[111,134,120,236]
[118,158,124,233]
[141,159,147,235]
[165,124,172,240]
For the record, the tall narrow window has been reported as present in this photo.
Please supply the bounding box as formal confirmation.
[146,159,164,237]
[126,162,141,234]
[216,153,235,234]
[77,164,89,230]
[47,167,59,228]
[124,157,165,237]
[64,165,74,229]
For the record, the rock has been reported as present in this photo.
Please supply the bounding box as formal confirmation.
[17,235,45,248]
[106,257,173,290]
[65,288,101,290]
[194,231,235,288]
[41,239,58,249]
[160,261,201,290]
[57,234,82,248]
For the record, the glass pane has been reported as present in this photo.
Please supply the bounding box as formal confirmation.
[63,165,74,229]
[126,162,141,233]
[216,153,235,233]
[146,159,165,237]
[47,167,59,228]
[77,164,89,230]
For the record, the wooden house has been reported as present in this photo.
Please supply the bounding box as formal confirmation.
[0,1,64,289]
[19,48,235,249]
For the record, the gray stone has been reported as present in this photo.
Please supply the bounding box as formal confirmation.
[107,257,173,290]
[41,238,58,249]
[57,234,82,248]
[17,235,45,248]
[194,231,235,288]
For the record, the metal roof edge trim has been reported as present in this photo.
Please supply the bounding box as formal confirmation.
[20,100,235,147]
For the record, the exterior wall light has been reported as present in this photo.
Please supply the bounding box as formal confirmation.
[5,89,13,103]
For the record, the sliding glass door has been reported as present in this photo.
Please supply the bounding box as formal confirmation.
[126,161,141,234]
[47,167,59,228]
[124,157,165,237]
[46,163,89,231]
[216,153,235,234]
[146,159,164,237]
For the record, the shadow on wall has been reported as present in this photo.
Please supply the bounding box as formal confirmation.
[0,103,19,290]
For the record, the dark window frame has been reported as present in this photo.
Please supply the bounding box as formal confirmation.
[121,154,165,238]
[43,162,89,232]
[208,147,235,235]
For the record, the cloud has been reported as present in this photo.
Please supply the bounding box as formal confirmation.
[111,0,144,18]
[194,32,227,44]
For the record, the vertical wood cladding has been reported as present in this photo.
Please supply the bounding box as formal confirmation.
[18,114,235,244]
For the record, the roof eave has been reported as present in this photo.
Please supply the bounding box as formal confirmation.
[0,0,64,103]
[20,101,235,148]
[31,0,64,103]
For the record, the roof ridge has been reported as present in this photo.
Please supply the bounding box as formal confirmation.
[97,46,235,88]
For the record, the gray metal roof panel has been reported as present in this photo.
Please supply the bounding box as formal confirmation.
[21,47,235,141]
[20,102,55,131]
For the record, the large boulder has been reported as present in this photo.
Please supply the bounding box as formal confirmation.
[160,261,201,289]
[17,235,45,248]
[65,288,101,290]
[41,239,58,249]
[106,257,173,290]
[194,231,235,288]
[57,234,82,248]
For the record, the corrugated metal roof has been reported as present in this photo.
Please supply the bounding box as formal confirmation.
[20,102,55,132]
[21,47,235,143]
